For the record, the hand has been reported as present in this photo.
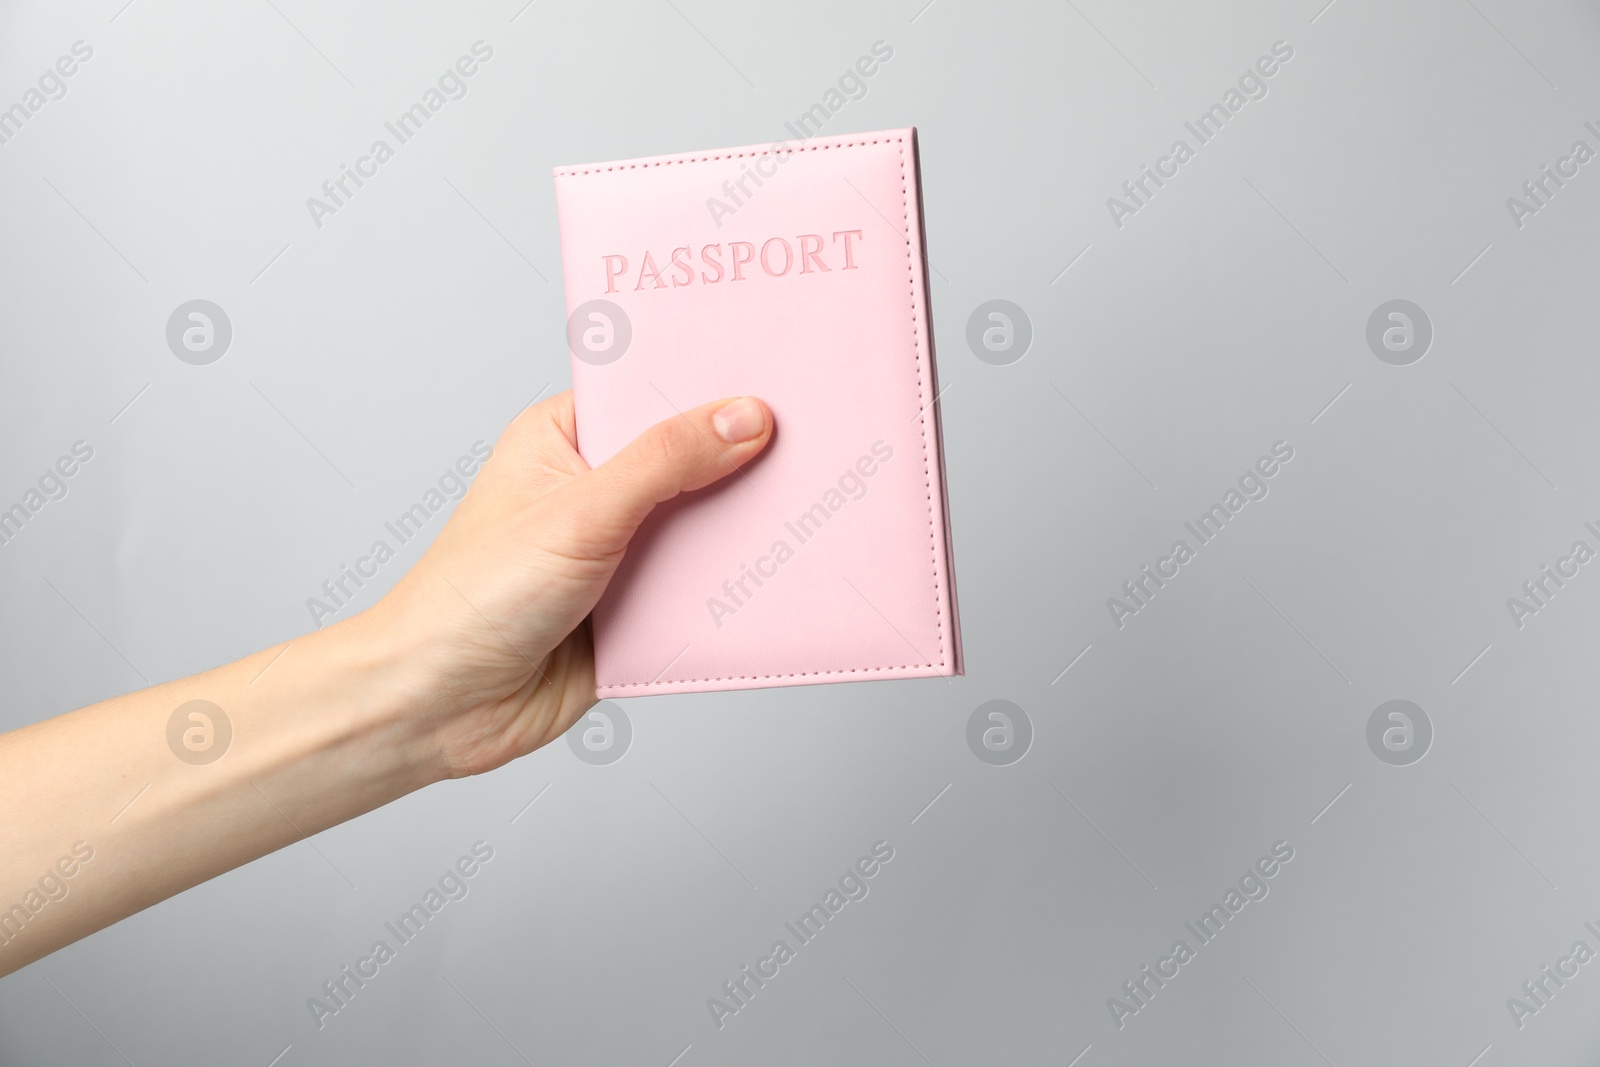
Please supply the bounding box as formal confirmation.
[0,387,775,975]
[369,390,773,779]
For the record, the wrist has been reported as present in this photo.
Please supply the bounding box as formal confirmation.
[289,605,454,794]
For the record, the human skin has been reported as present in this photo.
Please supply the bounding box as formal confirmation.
[0,391,772,976]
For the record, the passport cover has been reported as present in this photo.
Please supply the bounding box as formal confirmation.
[554,127,962,695]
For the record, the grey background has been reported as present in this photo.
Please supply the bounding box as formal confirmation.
[0,0,1595,1063]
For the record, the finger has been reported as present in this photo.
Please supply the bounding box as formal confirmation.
[479,390,588,488]
[505,390,577,452]
[572,396,773,545]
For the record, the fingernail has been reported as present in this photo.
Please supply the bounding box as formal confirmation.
[712,397,766,443]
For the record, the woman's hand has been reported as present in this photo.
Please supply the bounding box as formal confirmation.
[369,390,772,778]
[0,388,771,975]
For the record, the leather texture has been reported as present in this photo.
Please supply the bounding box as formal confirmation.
[554,127,962,695]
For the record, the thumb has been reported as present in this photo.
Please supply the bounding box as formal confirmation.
[574,395,773,549]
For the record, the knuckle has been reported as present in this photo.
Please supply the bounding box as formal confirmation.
[640,419,695,470]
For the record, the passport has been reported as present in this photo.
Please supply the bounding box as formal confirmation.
[553,127,962,695]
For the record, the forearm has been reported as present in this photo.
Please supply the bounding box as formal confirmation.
[0,390,771,976]
[0,608,444,975]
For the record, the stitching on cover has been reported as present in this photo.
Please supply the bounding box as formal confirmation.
[554,138,901,177]
[598,662,941,691]
[568,135,949,688]
[894,133,946,675]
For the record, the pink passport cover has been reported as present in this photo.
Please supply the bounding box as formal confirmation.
[554,127,962,696]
